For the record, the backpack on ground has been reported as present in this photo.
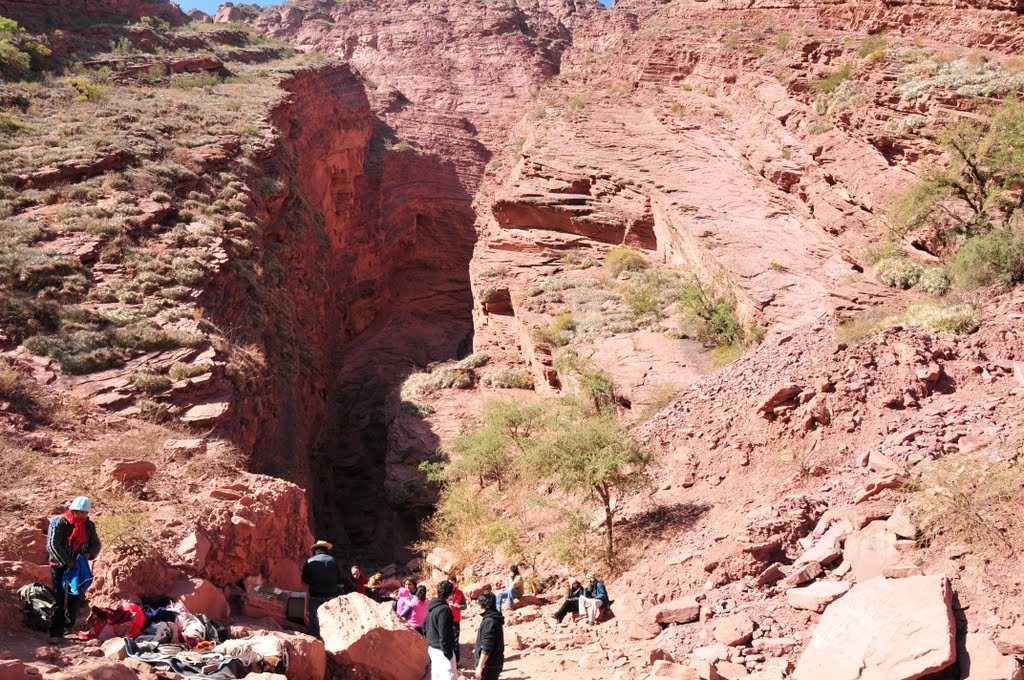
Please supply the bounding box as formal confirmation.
[18,582,57,631]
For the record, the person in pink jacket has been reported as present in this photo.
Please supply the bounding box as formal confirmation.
[401,585,429,634]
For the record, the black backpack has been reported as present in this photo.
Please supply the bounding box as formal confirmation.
[18,582,57,632]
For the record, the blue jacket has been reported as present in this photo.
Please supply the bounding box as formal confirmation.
[585,580,609,606]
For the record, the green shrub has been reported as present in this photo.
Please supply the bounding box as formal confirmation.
[0,112,33,134]
[554,348,615,410]
[775,33,790,50]
[916,267,951,296]
[856,241,904,265]
[875,256,923,289]
[171,72,221,89]
[678,278,743,347]
[810,63,854,94]
[857,33,886,58]
[168,361,212,380]
[620,266,679,322]
[64,76,110,102]
[947,230,1024,288]
[129,371,172,393]
[488,368,534,389]
[605,247,649,277]
[458,352,489,369]
[896,301,979,334]
[0,39,30,79]
[112,323,204,352]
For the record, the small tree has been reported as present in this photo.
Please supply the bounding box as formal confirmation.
[887,97,1024,247]
[444,399,545,490]
[528,403,653,564]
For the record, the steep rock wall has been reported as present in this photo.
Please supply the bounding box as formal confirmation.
[0,0,186,30]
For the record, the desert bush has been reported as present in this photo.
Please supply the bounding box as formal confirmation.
[0,112,32,134]
[807,121,833,136]
[64,76,110,102]
[916,266,951,296]
[908,455,1024,554]
[886,98,1024,244]
[875,256,924,289]
[810,63,854,94]
[678,278,744,347]
[458,352,489,369]
[402,362,475,400]
[896,301,979,334]
[488,368,535,390]
[857,33,886,58]
[605,247,649,277]
[168,361,213,380]
[112,322,204,352]
[171,72,221,89]
[0,358,50,421]
[620,266,679,322]
[0,438,41,492]
[530,312,576,347]
[129,371,171,393]
[94,509,151,556]
[224,342,265,392]
[554,347,615,411]
[856,241,904,265]
[947,230,1024,288]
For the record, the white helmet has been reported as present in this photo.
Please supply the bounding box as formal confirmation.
[69,496,92,512]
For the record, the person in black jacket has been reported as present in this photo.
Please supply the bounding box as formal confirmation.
[474,591,505,680]
[47,496,101,644]
[552,577,584,623]
[424,580,457,680]
[301,540,343,637]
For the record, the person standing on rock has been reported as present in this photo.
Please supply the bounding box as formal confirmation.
[578,572,609,625]
[473,591,505,680]
[302,540,342,637]
[447,575,467,665]
[47,496,101,644]
[425,580,457,680]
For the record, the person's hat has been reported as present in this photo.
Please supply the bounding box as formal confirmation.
[310,540,333,551]
[586,572,596,580]
[69,497,92,512]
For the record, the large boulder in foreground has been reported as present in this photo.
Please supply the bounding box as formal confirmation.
[793,575,955,680]
[320,594,427,680]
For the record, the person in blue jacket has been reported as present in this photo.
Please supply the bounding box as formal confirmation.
[47,496,101,644]
[577,572,609,625]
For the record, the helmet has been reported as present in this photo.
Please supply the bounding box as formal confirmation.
[69,497,92,512]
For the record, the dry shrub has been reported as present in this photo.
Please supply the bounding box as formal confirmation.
[908,456,1024,556]
[84,422,182,471]
[0,359,51,422]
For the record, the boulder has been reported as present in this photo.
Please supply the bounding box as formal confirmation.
[960,632,1024,680]
[712,613,754,647]
[176,532,211,572]
[785,581,851,612]
[101,637,127,660]
[0,660,29,680]
[650,660,699,679]
[267,559,303,592]
[716,661,749,679]
[425,547,458,575]
[320,594,427,680]
[844,520,901,582]
[652,596,701,625]
[793,575,956,680]
[100,458,157,489]
[463,582,491,600]
[995,627,1024,657]
[886,504,917,539]
[171,578,229,621]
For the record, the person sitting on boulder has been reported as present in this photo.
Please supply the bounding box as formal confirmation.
[301,540,342,637]
[400,585,429,635]
[350,565,369,595]
[494,564,523,613]
[578,572,609,625]
[425,580,457,680]
[552,577,584,624]
[47,496,101,644]
[393,577,416,612]
[366,572,384,602]
[474,591,505,680]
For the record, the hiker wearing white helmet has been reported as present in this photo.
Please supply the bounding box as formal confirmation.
[46,496,101,644]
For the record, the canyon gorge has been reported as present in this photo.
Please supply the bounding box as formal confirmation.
[0,0,1024,678]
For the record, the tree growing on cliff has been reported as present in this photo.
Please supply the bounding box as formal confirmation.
[442,400,545,491]
[887,97,1024,247]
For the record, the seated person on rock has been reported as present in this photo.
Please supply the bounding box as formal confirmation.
[578,572,609,625]
[494,564,523,613]
[350,564,369,595]
[401,585,429,635]
[552,577,584,623]
[366,572,384,602]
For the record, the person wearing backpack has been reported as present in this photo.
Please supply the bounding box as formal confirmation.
[47,496,101,644]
